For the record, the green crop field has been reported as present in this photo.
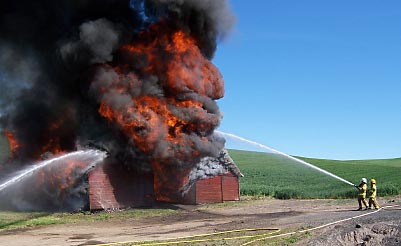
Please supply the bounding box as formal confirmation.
[228,149,401,199]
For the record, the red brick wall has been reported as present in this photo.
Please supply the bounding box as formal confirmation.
[88,163,154,210]
[196,176,223,204]
[191,173,240,204]
[89,163,239,208]
[222,173,240,201]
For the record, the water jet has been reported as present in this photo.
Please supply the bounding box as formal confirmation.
[216,130,355,186]
[0,149,107,192]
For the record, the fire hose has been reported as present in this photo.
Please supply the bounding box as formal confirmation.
[94,204,400,246]
[241,204,400,246]
[94,228,281,246]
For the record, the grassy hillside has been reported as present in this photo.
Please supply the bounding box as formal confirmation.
[228,149,401,199]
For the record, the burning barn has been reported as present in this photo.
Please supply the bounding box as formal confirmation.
[88,160,154,210]
[88,149,242,210]
[0,0,237,211]
[180,149,243,205]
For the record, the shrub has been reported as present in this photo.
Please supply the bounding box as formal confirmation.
[274,189,301,199]
[379,184,400,196]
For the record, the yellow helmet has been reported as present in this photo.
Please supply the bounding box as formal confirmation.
[370,178,376,184]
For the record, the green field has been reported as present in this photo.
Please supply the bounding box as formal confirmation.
[228,149,401,199]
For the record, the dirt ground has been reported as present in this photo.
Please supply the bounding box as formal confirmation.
[1,196,400,246]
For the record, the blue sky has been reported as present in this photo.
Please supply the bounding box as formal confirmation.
[214,1,401,160]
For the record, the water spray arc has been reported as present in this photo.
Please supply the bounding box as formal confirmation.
[0,149,107,192]
[216,131,355,186]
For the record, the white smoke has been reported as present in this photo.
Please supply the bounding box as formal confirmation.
[188,148,241,182]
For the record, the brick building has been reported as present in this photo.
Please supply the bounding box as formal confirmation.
[88,150,242,210]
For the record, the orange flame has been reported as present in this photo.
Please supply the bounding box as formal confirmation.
[40,119,67,156]
[95,23,224,201]
[35,159,91,200]
[98,26,222,153]
[4,130,20,156]
[121,29,224,99]
[99,94,212,154]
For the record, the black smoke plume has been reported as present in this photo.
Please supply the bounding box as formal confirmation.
[0,0,235,206]
[0,0,234,160]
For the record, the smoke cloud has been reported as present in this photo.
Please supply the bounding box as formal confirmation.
[0,42,38,120]
[60,18,122,64]
[0,0,235,206]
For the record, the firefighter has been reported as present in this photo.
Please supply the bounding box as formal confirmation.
[368,178,380,209]
[354,178,368,210]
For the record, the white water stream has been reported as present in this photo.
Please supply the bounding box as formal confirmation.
[216,130,355,186]
[0,149,107,192]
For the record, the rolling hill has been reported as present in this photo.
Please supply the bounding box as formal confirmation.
[228,149,401,199]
